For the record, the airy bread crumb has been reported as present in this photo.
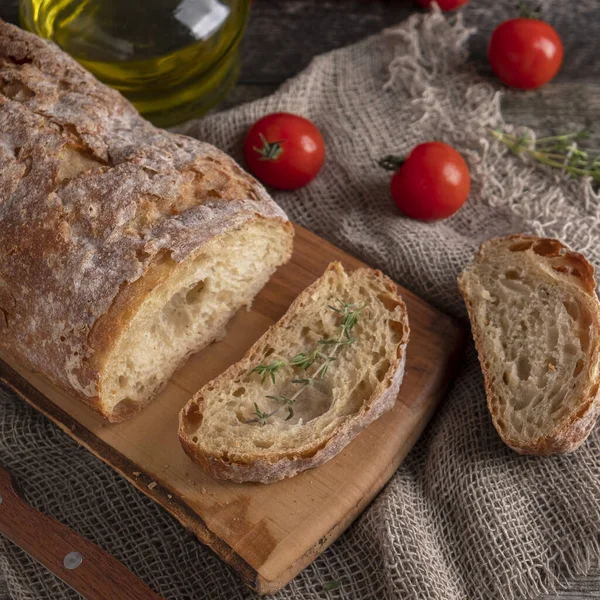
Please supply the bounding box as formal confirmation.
[459,234,600,455]
[179,262,410,483]
[101,220,291,421]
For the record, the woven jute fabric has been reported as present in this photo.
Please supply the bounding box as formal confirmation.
[2,8,600,600]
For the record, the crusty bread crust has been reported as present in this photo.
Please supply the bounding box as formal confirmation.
[0,21,292,420]
[458,234,600,455]
[179,263,410,483]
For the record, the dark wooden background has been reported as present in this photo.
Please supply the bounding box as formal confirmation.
[1,0,598,141]
[0,1,598,598]
[234,0,600,147]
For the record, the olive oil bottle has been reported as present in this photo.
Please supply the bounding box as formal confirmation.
[20,0,250,127]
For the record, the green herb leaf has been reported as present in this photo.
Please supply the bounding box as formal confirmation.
[319,338,355,346]
[289,351,318,370]
[252,360,286,383]
[490,128,600,185]
[266,395,293,405]
[322,580,342,592]
[291,377,317,386]
[249,298,367,425]
[253,402,269,426]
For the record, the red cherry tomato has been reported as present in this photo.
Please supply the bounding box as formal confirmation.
[390,142,470,220]
[416,0,469,10]
[488,18,563,90]
[243,113,325,190]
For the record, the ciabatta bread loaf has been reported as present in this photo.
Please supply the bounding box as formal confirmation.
[0,21,293,422]
[179,262,410,483]
[458,235,600,455]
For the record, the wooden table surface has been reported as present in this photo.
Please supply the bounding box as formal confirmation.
[232,0,600,148]
[2,0,598,143]
[1,1,598,599]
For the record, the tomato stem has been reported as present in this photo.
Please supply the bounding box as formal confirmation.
[378,155,405,171]
[518,2,541,19]
[253,133,285,161]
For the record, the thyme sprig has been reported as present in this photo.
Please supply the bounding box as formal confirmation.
[490,129,600,184]
[246,299,366,426]
[252,402,270,427]
[252,360,286,384]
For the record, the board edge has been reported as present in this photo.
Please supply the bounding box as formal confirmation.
[0,360,264,592]
[0,224,469,595]
[254,315,467,594]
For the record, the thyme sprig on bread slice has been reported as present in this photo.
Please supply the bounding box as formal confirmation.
[179,262,410,483]
[247,300,365,425]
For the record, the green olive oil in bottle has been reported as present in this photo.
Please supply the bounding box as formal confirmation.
[20,0,250,126]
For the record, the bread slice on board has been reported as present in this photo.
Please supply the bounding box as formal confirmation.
[179,262,410,483]
[0,21,293,422]
[458,235,600,455]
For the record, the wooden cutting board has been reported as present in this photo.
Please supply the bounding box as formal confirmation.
[0,225,465,595]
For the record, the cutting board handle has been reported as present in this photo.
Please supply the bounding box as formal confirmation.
[0,465,163,600]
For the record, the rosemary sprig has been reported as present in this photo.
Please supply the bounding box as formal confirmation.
[246,299,365,426]
[490,129,600,184]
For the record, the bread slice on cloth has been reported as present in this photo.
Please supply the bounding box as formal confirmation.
[179,262,410,483]
[458,235,600,455]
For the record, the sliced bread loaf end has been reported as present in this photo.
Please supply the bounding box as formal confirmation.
[179,262,410,483]
[458,235,600,455]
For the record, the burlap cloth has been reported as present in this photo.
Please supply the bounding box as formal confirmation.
[2,8,600,600]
